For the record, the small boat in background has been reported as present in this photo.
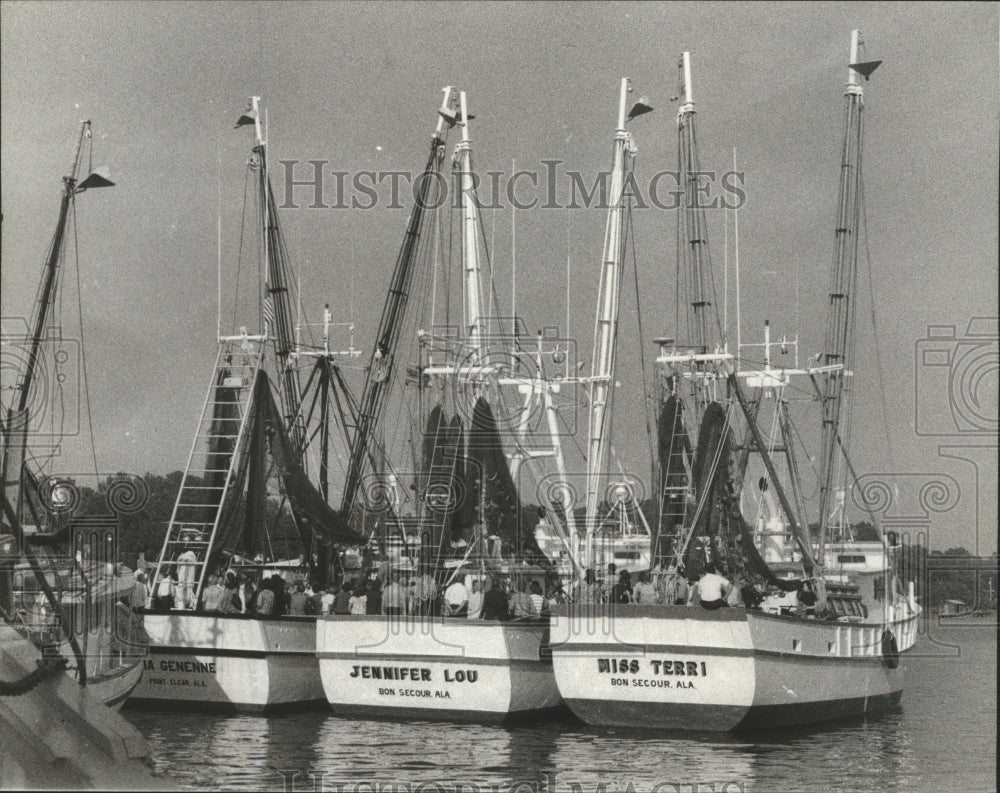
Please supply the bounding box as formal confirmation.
[0,120,147,711]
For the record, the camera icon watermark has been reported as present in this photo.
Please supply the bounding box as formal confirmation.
[914,317,998,437]
[0,317,82,445]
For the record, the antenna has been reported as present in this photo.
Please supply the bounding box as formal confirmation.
[217,134,222,342]
[565,208,571,378]
[512,157,516,337]
[723,176,728,350]
[734,148,741,364]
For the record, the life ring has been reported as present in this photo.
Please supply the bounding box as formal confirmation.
[881,629,899,669]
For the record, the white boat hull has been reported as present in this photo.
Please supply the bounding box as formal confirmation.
[87,657,145,711]
[316,615,563,723]
[128,613,323,712]
[550,605,918,730]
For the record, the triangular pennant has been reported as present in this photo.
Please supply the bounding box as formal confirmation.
[849,60,882,81]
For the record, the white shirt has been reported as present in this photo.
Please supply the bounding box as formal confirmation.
[444,581,469,612]
[466,591,483,619]
[697,572,730,602]
[349,595,367,615]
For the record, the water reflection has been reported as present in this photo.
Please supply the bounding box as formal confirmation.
[305,716,517,784]
[549,725,754,790]
[123,627,995,793]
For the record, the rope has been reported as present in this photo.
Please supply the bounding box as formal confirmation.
[71,196,101,479]
[859,159,894,466]
[628,202,656,491]
[0,655,69,697]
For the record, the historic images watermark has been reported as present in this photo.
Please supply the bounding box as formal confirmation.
[274,773,745,793]
[278,161,747,212]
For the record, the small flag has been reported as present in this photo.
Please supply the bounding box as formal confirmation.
[235,113,256,129]
[263,295,275,328]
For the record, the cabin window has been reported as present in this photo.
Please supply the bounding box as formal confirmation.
[874,578,885,601]
[792,639,801,651]
[837,554,866,564]
[828,641,836,653]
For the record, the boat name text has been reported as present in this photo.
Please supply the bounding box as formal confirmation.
[349,665,479,683]
[597,658,708,676]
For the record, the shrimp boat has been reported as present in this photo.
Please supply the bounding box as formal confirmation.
[550,32,921,730]
[0,120,147,711]
[130,97,364,712]
[316,88,563,723]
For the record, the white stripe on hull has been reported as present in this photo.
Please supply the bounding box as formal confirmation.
[550,605,916,730]
[317,616,562,720]
[129,614,323,711]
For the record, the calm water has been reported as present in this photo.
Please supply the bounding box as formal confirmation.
[123,623,996,793]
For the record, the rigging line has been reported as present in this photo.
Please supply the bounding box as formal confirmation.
[489,202,496,334]
[473,174,506,341]
[70,198,100,479]
[786,407,821,499]
[835,112,866,527]
[688,122,725,348]
[232,167,253,334]
[445,184,454,331]
[675,136,686,345]
[628,199,656,493]
[859,159,893,467]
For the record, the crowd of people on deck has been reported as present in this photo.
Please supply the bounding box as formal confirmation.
[132,544,823,620]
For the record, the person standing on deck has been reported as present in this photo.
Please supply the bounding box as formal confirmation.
[129,572,149,614]
[510,580,536,618]
[466,579,484,619]
[696,564,730,610]
[443,577,469,617]
[364,581,382,615]
[382,574,405,616]
[289,581,310,615]
[176,544,198,609]
[528,581,546,614]
[200,574,226,612]
[348,586,368,615]
[481,578,510,620]
[415,568,438,616]
[610,570,633,604]
[632,570,658,604]
[602,563,617,602]
[252,577,276,616]
[575,568,602,605]
[333,582,352,615]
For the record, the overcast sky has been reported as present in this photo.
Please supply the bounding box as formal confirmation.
[1,1,996,553]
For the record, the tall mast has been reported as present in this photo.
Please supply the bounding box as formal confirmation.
[583,78,636,566]
[340,89,450,516]
[1,121,113,545]
[815,31,878,564]
[249,96,303,451]
[454,91,484,357]
[677,52,714,361]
